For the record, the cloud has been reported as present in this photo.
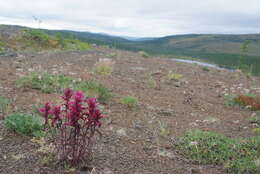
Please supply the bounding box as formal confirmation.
[0,0,260,37]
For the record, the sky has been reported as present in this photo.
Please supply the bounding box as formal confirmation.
[0,0,260,37]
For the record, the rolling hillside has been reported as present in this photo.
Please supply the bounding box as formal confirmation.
[1,24,260,75]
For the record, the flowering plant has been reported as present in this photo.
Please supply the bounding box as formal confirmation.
[39,88,104,165]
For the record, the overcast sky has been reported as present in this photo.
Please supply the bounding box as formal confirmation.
[0,0,260,37]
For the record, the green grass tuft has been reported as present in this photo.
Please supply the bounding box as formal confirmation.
[121,96,138,108]
[0,96,10,114]
[76,80,112,104]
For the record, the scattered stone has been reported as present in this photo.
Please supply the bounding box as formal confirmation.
[158,149,175,159]
[173,81,181,87]
[104,116,112,125]
[12,153,25,160]
[189,122,198,126]
[232,120,240,124]
[101,168,114,174]
[157,109,176,117]
[203,117,220,123]
[90,167,98,174]
[131,67,146,71]
[116,128,127,136]
[132,120,143,129]
[190,168,202,174]
[244,88,250,93]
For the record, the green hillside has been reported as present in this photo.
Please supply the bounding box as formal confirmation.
[1,24,260,75]
[130,34,260,75]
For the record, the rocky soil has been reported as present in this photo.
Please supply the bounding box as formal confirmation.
[0,47,259,174]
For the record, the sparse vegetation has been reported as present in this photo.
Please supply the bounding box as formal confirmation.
[167,71,182,81]
[0,96,11,116]
[178,129,260,173]
[16,72,112,103]
[16,72,76,93]
[0,40,6,52]
[202,66,210,72]
[94,59,114,75]
[76,80,112,103]
[224,95,237,106]
[147,74,157,89]
[121,96,138,108]
[4,113,44,137]
[138,51,149,58]
[158,121,170,137]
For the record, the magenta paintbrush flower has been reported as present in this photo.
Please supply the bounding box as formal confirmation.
[39,88,105,165]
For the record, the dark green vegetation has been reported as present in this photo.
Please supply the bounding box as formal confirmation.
[16,72,112,103]
[4,113,44,137]
[178,129,260,173]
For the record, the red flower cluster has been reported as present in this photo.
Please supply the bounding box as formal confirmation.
[39,88,104,130]
[39,88,105,165]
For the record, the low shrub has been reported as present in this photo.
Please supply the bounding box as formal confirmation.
[39,88,105,166]
[121,96,138,108]
[235,95,260,110]
[4,113,44,137]
[178,129,260,173]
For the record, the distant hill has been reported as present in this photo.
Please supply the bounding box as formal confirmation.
[0,24,260,75]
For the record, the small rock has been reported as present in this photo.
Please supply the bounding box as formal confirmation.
[203,117,220,123]
[189,122,198,126]
[131,67,146,71]
[190,168,202,174]
[244,89,250,93]
[158,109,176,117]
[116,128,127,136]
[158,149,175,159]
[173,81,181,87]
[232,120,240,124]
[12,154,24,160]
